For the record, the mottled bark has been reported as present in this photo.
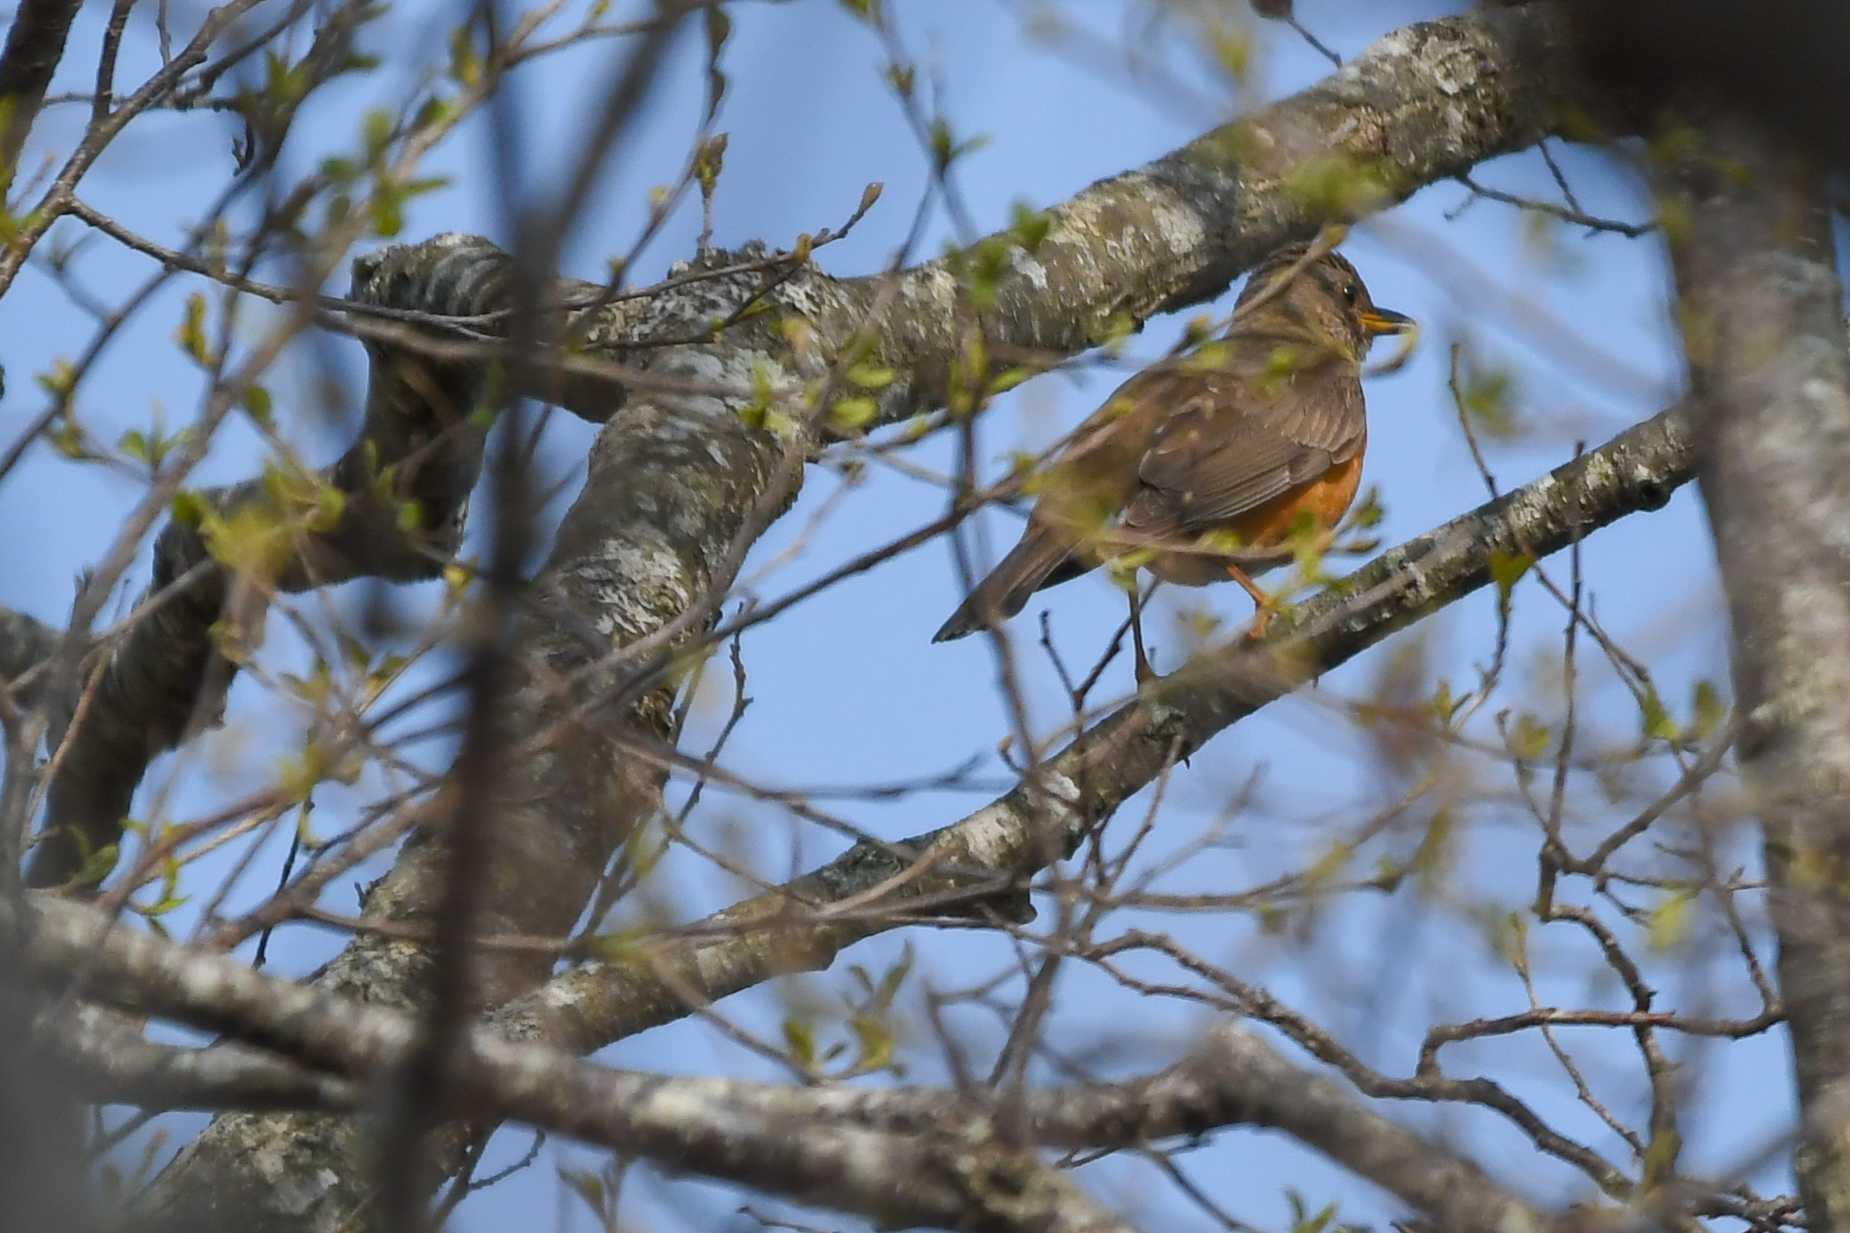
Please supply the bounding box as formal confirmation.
[838,5,1575,426]
[9,892,1131,1233]
[1661,124,1850,1229]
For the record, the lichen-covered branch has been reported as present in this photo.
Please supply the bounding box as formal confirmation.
[827,4,1575,426]
[488,401,1696,1064]
[9,892,1133,1233]
[1660,123,1850,1229]
[347,6,1578,435]
[40,979,1541,1233]
[711,1022,1549,1233]
[46,1004,358,1114]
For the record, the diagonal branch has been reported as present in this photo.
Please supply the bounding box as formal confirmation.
[490,402,1696,1063]
[8,891,1136,1233]
[827,5,1575,427]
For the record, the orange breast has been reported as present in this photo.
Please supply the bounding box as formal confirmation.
[1224,448,1365,550]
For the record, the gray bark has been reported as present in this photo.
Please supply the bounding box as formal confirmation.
[1663,122,1850,1229]
[10,891,1133,1233]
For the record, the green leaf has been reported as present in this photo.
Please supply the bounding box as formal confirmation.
[1647,890,1696,951]
[846,365,895,389]
[1429,679,1458,726]
[175,292,212,365]
[847,1015,895,1074]
[241,384,275,427]
[448,24,482,87]
[1507,712,1551,760]
[1691,679,1726,740]
[695,131,728,195]
[1411,808,1455,890]
[1010,201,1051,252]
[170,489,211,527]
[1493,911,1528,969]
[118,429,150,465]
[75,843,119,887]
[988,366,1032,394]
[1458,362,1520,436]
[557,1168,606,1221]
[361,108,394,161]
[783,1017,818,1068]
[1638,683,1680,743]
[1488,549,1533,605]
[36,356,77,399]
[830,397,877,432]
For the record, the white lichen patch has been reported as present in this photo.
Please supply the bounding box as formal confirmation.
[652,347,784,420]
[1031,769,1084,833]
[1424,44,1476,98]
[582,538,693,639]
[1145,184,1209,255]
[773,273,827,321]
[1008,247,1049,291]
[957,801,1026,870]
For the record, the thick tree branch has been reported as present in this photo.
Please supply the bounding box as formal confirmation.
[42,978,1543,1233]
[831,5,1575,425]
[8,892,1133,1233]
[134,239,799,1230]
[716,1022,1549,1233]
[0,0,82,198]
[45,1003,359,1113]
[1660,123,1850,1227]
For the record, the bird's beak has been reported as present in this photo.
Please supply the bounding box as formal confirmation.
[1359,306,1415,337]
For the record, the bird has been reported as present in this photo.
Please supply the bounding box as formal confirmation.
[932,242,1413,673]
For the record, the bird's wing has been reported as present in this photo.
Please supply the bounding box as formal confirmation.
[1121,363,1364,537]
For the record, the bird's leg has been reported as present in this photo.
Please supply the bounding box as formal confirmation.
[1129,585,1156,685]
[1226,563,1278,640]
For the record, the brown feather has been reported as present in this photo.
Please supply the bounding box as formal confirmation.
[931,244,1402,641]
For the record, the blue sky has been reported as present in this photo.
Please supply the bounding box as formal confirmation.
[0,2,1788,1230]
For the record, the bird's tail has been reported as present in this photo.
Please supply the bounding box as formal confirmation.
[932,526,1074,642]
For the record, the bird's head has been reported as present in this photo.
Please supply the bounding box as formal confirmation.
[1231,244,1414,363]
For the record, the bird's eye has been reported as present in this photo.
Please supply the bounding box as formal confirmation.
[1342,283,1358,304]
